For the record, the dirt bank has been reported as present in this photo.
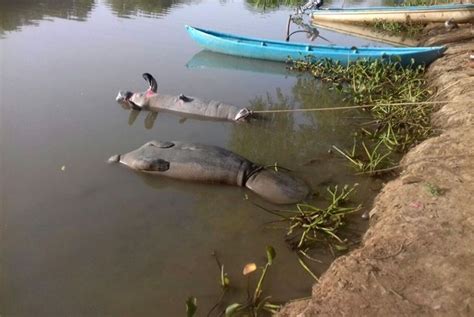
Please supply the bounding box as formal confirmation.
[279,25,474,316]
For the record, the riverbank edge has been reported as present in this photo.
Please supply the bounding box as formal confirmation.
[278,25,474,316]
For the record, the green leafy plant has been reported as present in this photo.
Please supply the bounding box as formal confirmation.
[258,185,361,251]
[224,246,280,316]
[186,297,198,317]
[188,247,281,317]
[371,19,425,38]
[290,58,433,175]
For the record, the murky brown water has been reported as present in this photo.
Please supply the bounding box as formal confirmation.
[1,0,387,315]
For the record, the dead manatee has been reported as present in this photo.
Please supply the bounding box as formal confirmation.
[108,141,310,204]
[116,73,252,122]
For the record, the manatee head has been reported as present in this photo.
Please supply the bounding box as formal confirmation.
[107,141,172,172]
[116,73,158,110]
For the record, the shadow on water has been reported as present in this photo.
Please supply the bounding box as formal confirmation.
[0,0,95,35]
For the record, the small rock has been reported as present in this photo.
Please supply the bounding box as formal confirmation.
[361,210,370,219]
[401,175,422,184]
[369,208,377,218]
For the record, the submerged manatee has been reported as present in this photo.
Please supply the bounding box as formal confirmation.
[116,73,252,122]
[108,141,310,204]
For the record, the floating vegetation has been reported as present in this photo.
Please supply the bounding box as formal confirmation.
[187,247,280,317]
[258,184,361,251]
[371,19,425,38]
[370,0,454,38]
[332,139,393,175]
[401,0,452,6]
[290,58,433,175]
[186,297,198,317]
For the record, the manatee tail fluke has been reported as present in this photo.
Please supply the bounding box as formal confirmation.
[244,169,310,204]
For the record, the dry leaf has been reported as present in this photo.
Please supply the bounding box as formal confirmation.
[243,263,257,275]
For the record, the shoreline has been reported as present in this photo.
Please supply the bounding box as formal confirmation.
[279,23,474,316]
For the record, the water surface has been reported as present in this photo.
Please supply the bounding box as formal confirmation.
[1,0,385,315]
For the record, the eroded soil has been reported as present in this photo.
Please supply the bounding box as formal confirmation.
[279,24,474,316]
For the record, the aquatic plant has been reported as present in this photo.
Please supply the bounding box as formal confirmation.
[332,139,393,176]
[371,0,453,37]
[259,184,360,250]
[401,0,452,6]
[371,19,425,38]
[187,247,280,317]
[246,0,305,10]
[290,58,433,174]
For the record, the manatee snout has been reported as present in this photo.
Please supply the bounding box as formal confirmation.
[116,91,135,109]
[116,91,133,102]
[107,154,121,164]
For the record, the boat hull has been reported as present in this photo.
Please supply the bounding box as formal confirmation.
[311,4,474,23]
[312,21,418,47]
[185,26,446,66]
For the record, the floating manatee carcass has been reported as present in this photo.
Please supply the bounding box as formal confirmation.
[108,141,310,204]
[116,73,252,122]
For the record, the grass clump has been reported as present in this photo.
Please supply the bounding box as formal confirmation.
[256,184,360,280]
[290,58,433,175]
[259,184,361,251]
[402,0,452,6]
[370,0,454,38]
[371,19,425,38]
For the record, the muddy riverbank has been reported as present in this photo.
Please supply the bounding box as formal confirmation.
[279,24,474,316]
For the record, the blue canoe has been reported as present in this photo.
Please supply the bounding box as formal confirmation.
[311,4,474,23]
[185,26,446,66]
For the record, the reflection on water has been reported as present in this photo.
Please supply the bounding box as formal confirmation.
[245,0,390,12]
[1,0,382,315]
[105,0,200,18]
[187,50,297,77]
[229,78,361,169]
[0,0,94,35]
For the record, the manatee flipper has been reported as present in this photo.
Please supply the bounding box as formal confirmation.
[145,111,158,129]
[148,141,175,148]
[179,118,187,124]
[132,158,170,172]
[128,109,140,125]
[178,94,193,102]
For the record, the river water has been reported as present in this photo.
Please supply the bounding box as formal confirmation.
[1,0,387,315]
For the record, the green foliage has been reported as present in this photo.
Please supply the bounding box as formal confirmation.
[190,247,281,317]
[402,0,453,6]
[246,0,305,10]
[256,184,360,279]
[425,182,443,196]
[260,184,361,251]
[371,19,425,39]
[186,297,198,317]
[290,58,433,174]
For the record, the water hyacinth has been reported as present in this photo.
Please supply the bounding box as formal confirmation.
[290,58,433,175]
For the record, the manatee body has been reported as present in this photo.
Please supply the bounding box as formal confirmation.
[108,141,310,204]
[116,73,251,122]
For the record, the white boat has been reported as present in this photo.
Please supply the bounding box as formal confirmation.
[312,21,418,47]
[311,4,474,24]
